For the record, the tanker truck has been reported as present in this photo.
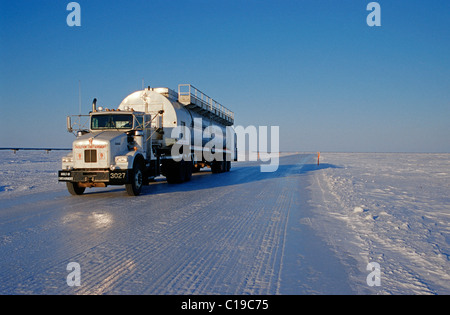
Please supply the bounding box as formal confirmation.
[58,84,236,196]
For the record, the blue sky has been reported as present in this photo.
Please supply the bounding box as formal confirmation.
[0,0,449,152]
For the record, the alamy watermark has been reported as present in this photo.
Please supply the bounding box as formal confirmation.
[66,2,81,27]
[367,2,381,27]
[170,118,280,173]
[66,262,81,287]
[366,262,381,287]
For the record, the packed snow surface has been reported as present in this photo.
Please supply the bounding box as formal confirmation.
[309,153,450,294]
[0,151,448,294]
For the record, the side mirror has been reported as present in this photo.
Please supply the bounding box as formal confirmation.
[67,116,73,133]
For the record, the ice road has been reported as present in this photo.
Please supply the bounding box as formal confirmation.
[0,153,353,294]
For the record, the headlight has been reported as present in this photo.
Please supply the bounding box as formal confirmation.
[115,156,128,163]
[62,156,73,163]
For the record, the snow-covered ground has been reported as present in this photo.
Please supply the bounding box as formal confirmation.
[0,150,448,295]
[309,153,450,294]
[0,150,65,197]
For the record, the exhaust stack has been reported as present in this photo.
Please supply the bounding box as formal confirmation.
[92,98,97,112]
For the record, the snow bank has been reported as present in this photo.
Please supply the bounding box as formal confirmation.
[308,153,450,295]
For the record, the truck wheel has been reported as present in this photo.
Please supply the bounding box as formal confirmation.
[193,165,202,173]
[126,163,144,196]
[185,161,193,182]
[166,160,186,184]
[211,160,225,173]
[66,182,85,196]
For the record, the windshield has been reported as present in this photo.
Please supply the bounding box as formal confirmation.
[91,114,134,130]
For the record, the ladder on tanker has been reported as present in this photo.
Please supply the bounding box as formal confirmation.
[178,84,234,126]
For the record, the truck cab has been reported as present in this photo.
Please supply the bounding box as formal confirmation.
[59,109,157,196]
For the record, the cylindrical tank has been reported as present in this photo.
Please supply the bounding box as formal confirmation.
[117,87,230,152]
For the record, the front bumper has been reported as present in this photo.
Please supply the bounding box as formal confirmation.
[58,169,130,185]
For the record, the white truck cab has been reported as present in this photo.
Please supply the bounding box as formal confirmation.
[60,109,155,196]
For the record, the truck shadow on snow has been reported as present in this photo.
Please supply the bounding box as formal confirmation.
[137,162,341,196]
[78,162,340,197]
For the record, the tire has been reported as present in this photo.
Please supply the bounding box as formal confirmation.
[193,165,202,173]
[66,182,85,196]
[126,162,144,196]
[185,161,193,182]
[165,160,186,184]
[211,160,224,174]
[226,161,231,172]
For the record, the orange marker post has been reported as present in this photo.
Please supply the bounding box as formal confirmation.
[317,152,320,166]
